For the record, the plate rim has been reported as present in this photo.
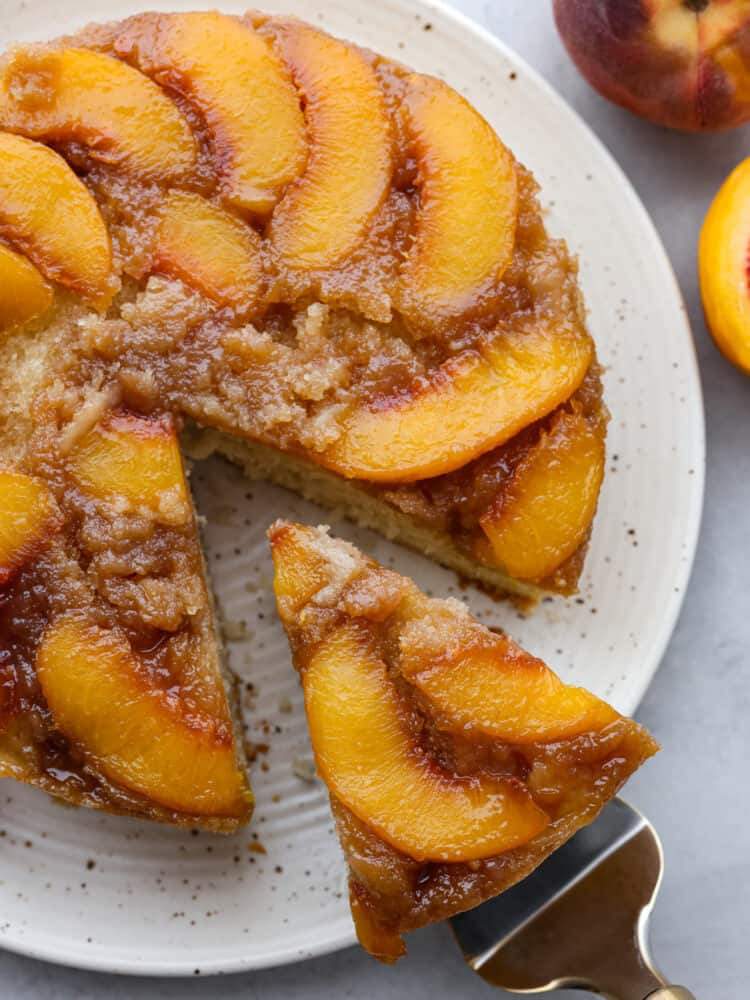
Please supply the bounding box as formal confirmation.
[0,0,705,977]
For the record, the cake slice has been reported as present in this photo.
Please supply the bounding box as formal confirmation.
[268,521,658,961]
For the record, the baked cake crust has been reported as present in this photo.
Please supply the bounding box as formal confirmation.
[0,11,606,825]
[269,521,657,961]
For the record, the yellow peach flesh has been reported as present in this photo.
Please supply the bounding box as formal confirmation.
[270,522,332,616]
[0,47,196,180]
[113,12,306,217]
[323,324,593,482]
[699,156,750,375]
[0,132,113,303]
[151,191,262,313]
[480,409,605,580]
[400,633,617,744]
[268,21,391,270]
[36,616,251,818]
[399,73,518,328]
[304,622,549,862]
[0,242,52,330]
[69,411,189,520]
[0,469,60,585]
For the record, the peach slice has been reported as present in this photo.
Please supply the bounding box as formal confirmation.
[400,630,617,744]
[479,409,605,580]
[0,132,113,303]
[36,615,252,818]
[267,20,391,270]
[304,622,548,862]
[270,520,335,617]
[113,12,306,218]
[0,47,196,180]
[323,324,593,482]
[69,411,189,521]
[398,73,518,330]
[0,242,52,330]
[0,469,61,585]
[151,191,262,313]
[699,155,750,375]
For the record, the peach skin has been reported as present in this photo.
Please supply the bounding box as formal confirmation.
[699,155,750,374]
[555,0,750,131]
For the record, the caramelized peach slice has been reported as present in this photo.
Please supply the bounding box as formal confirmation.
[151,191,262,313]
[0,242,52,330]
[0,132,113,303]
[69,411,189,521]
[270,519,336,616]
[113,12,306,217]
[400,630,617,744]
[267,21,391,270]
[304,622,548,862]
[0,469,61,584]
[0,47,196,180]
[36,616,252,818]
[323,324,593,482]
[480,409,605,580]
[398,73,518,330]
[699,156,750,375]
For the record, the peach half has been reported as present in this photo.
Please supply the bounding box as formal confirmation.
[322,323,593,482]
[304,622,549,862]
[150,191,262,314]
[266,20,392,271]
[36,615,252,819]
[699,155,750,375]
[0,242,52,331]
[0,132,113,304]
[0,469,61,585]
[399,627,617,745]
[0,47,196,179]
[398,73,518,331]
[113,12,306,218]
[69,410,190,522]
[479,409,606,580]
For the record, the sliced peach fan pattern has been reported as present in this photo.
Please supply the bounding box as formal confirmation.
[0,10,607,835]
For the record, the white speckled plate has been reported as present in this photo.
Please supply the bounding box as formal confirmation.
[0,0,704,977]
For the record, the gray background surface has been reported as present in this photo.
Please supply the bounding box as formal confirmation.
[1,2,748,997]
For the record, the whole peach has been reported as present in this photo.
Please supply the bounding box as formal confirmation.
[554,0,750,131]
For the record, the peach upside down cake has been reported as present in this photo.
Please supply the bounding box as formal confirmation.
[269,522,657,960]
[0,4,639,916]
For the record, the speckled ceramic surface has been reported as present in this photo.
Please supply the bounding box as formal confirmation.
[0,0,704,977]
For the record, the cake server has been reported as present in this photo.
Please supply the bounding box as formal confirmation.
[450,798,695,1000]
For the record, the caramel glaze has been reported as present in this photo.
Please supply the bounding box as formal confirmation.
[0,12,605,818]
